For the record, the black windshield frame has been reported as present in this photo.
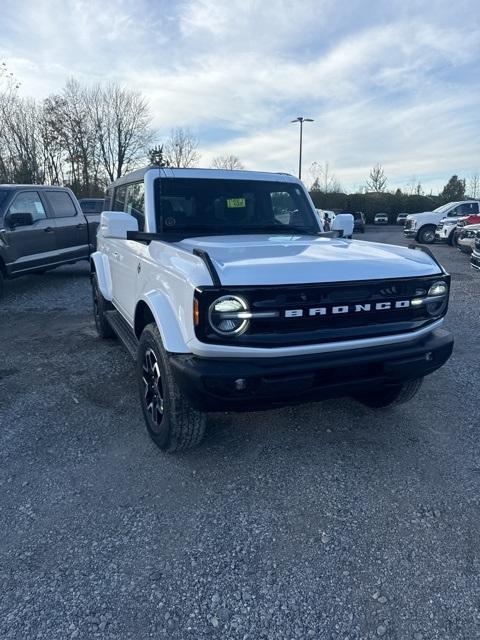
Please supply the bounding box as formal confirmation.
[154,178,320,237]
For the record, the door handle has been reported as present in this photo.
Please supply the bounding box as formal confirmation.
[44,227,54,232]
[76,223,85,228]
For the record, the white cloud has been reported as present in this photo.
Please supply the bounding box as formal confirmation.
[1,0,480,192]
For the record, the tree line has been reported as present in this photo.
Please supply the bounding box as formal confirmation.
[309,162,480,223]
[0,64,246,197]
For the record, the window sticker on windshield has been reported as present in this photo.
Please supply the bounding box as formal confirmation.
[227,198,246,208]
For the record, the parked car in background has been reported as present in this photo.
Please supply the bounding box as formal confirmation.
[353,211,365,233]
[457,224,480,254]
[471,234,480,271]
[404,200,480,244]
[374,213,389,224]
[78,198,105,214]
[396,213,408,225]
[458,224,480,255]
[436,209,480,245]
[0,184,100,298]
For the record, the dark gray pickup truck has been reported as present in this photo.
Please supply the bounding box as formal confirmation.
[0,185,101,297]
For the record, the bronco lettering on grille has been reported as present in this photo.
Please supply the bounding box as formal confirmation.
[284,300,411,318]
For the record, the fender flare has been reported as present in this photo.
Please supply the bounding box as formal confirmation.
[136,290,190,353]
[90,251,113,301]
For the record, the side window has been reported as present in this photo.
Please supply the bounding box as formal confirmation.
[459,202,479,215]
[125,182,145,231]
[448,206,461,217]
[45,191,77,218]
[8,191,46,222]
[271,191,299,225]
[113,185,127,212]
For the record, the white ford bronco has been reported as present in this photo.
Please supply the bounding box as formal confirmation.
[91,167,454,452]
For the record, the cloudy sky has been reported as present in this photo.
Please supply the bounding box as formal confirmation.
[1,0,479,192]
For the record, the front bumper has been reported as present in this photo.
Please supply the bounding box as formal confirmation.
[169,328,453,412]
[403,228,416,237]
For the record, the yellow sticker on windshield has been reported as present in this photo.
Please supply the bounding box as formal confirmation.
[227,198,246,208]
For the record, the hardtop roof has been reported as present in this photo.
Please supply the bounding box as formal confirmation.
[109,166,299,189]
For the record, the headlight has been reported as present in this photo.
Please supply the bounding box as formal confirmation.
[208,295,250,336]
[428,281,448,297]
[426,281,448,317]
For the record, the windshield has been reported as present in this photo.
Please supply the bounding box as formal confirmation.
[433,203,454,213]
[154,178,319,236]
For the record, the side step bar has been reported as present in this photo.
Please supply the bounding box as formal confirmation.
[105,310,138,360]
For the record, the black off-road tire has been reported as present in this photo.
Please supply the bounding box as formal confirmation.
[354,377,423,408]
[416,225,436,244]
[0,270,4,299]
[137,323,206,452]
[448,231,457,247]
[91,273,115,339]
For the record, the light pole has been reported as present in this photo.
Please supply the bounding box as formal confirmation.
[291,116,313,180]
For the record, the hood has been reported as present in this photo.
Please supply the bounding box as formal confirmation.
[178,234,442,286]
[407,211,435,220]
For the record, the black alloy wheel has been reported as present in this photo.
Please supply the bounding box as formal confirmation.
[141,347,165,433]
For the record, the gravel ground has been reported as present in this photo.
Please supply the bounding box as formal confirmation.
[1,227,479,640]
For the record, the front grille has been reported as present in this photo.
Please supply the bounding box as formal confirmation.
[195,275,449,347]
[475,237,480,252]
[436,223,444,231]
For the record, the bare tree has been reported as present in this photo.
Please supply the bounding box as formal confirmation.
[164,128,200,168]
[468,172,480,199]
[405,175,423,196]
[366,164,387,192]
[211,154,244,170]
[91,83,155,182]
[309,161,341,193]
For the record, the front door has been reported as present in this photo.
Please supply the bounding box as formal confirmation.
[2,190,57,274]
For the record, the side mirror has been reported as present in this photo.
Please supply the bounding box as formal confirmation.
[100,211,138,239]
[6,211,34,227]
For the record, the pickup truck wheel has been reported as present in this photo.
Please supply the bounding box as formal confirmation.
[137,324,206,452]
[416,225,436,244]
[354,377,423,408]
[91,274,115,339]
[0,271,4,299]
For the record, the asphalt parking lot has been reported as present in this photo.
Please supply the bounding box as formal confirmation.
[1,226,479,640]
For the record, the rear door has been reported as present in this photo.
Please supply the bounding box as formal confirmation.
[2,190,57,274]
[43,190,89,261]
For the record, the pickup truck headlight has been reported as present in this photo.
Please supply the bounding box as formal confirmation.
[208,295,250,336]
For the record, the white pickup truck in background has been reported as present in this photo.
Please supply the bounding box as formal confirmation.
[404,200,480,244]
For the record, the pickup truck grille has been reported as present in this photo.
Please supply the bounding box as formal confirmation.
[195,275,449,347]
